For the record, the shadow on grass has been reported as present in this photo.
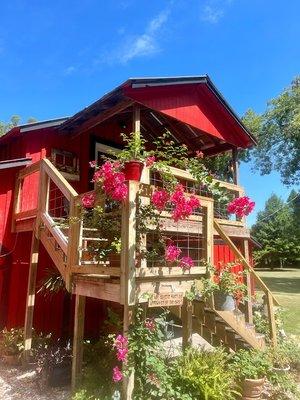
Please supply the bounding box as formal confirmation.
[258,276,300,294]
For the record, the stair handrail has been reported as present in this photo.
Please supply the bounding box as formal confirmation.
[214,219,278,346]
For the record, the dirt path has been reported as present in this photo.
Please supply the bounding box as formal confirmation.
[0,363,70,400]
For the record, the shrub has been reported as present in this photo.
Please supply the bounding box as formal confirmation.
[230,349,272,380]
[171,347,239,400]
[0,327,24,356]
[267,371,300,400]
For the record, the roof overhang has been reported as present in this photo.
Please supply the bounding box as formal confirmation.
[0,117,68,145]
[0,157,32,170]
[59,75,257,150]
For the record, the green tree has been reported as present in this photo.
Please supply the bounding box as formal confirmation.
[243,76,300,185]
[251,194,300,268]
[0,115,21,136]
[0,115,38,137]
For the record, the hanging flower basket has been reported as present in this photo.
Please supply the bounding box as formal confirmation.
[123,161,144,181]
[214,291,235,311]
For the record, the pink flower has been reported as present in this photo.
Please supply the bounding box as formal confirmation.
[179,256,194,271]
[145,156,156,167]
[170,185,200,222]
[116,347,128,362]
[144,318,156,332]
[227,196,255,218]
[112,366,123,382]
[196,150,204,159]
[165,244,181,263]
[151,189,170,212]
[93,161,128,201]
[89,160,96,168]
[114,334,128,350]
[81,192,96,208]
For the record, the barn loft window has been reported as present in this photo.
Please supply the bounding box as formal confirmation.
[50,148,79,181]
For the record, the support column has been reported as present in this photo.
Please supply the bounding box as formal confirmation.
[132,105,140,132]
[71,294,86,391]
[242,239,253,325]
[232,148,239,185]
[182,298,193,349]
[23,231,40,364]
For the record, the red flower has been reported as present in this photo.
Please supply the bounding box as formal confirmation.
[179,256,194,271]
[112,366,123,382]
[144,318,156,332]
[227,196,255,218]
[165,244,181,263]
[151,189,170,211]
[170,185,200,222]
[196,150,204,159]
[81,192,96,208]
[116,347,128,362]
[145,156,156,167]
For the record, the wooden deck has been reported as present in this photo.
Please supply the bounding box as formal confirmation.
[13,158,278,398]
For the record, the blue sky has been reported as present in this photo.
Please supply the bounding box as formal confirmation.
[0,0,299,225]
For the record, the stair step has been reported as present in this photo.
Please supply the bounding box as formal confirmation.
[204,310,216,332]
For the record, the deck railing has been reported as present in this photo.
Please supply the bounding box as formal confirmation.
[13,159,277,344]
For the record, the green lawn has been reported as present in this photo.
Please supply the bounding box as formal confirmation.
[256,269,300,337]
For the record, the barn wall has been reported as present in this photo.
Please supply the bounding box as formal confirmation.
[0,123,252,337]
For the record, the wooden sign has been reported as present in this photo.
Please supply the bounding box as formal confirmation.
[148,292,184,307]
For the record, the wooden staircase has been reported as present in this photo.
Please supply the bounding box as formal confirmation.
[192,300,266,351]
[13,159,279,372]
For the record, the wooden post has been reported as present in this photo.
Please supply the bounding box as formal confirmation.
[66,197,82,291]
[120,181,139,400]
[182,298,193,349]
[203,202,215,308]
[232,148,239,185]
[266,291,277,347]
[242,239,253,325]
[23,231,40,363]
[72,294,86,391]
[132,105,140,133]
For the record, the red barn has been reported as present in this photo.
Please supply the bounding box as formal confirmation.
[0,76,276,388]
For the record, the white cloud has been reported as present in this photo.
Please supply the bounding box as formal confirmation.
[63,66,76,76]
[115,8,170,64]
[201,0,234,24]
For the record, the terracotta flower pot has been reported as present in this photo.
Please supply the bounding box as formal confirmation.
[241,377,265,399]
[272,365,290,374]
[214,291,235,311]
[123,161,144,181]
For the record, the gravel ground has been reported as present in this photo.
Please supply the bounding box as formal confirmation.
[0,362,71,400]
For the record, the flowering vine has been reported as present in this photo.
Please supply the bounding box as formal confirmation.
[227,196,255,218]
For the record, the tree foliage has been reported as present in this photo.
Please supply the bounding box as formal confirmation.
[0,115,37,137]
[242,76,300,185]
[251,192,300,268]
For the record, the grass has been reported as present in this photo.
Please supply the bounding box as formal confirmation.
[256,268,300,337]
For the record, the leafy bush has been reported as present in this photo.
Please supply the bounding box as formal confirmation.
[171,347,239,400]
[230,349,272,380]
[73,338,116,400]
[267,371,300,400]
[0,327,24,355]
[278,336,300,371]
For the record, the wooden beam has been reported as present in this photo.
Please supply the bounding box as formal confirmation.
[123,304,134,400]
[266,291,277,347]
[72,99,134,137]
[242,239,253,325]
[23,231,40,363]
[182,298,193,349]
[232,148,239,185]
[133,104,140,132]
[71,294,86,391]
[214,220,280,306]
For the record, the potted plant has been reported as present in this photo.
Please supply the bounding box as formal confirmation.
[0,327,24,366]
[201,262,248,311]
[230,349,272,399]
[115,131,149,181]
[269,344,291,374]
